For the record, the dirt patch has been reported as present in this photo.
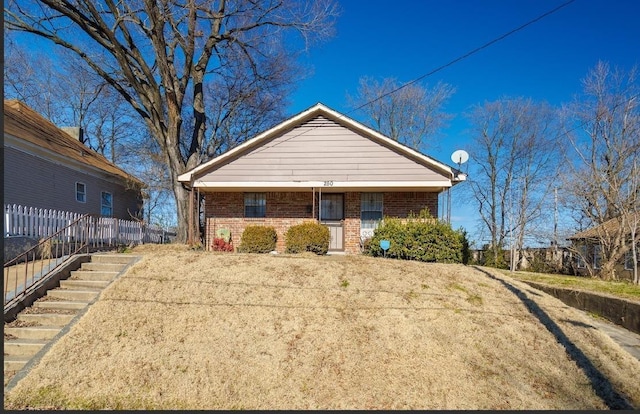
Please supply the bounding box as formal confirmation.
[4,245,640,409]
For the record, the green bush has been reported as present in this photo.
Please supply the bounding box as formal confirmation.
[285,221,330,255]
[238,225,277,253]
[481,244,508,269]
[365,208,465,263]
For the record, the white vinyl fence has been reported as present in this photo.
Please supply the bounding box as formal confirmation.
[4,204,175,244]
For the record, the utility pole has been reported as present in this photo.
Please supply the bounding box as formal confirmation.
[554,186,558,258]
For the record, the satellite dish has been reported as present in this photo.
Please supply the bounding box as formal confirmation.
[451,149,469,165]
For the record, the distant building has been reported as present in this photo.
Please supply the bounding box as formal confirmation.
[567,214,639,281]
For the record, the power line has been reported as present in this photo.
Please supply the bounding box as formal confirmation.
[348,0,577,116]
[253,0,577,156]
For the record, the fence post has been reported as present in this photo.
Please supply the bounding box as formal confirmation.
[4,204,10,237]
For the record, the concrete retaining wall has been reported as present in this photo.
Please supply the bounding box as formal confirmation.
[4,236,40,263]
[523,281,640,335]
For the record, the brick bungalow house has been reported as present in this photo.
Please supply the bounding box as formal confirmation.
[178,103,466,254]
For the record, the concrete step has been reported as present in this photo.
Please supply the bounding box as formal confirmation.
[4,356,30,371]
[18,313,75,327]
[4,338,48,356]
[80,262,126,272]
[4,326,62,340]
[90,254,137,264]
[60,279,110,290]
[33,300,88,310]
[3,253,138,391]
[47,289,99,302]
[69,270,119,281]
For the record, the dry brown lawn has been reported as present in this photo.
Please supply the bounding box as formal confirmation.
[4,244,640,410]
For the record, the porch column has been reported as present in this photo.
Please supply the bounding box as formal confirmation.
[188,186,194,246]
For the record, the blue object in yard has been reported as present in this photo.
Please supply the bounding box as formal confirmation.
[379,239,390,257]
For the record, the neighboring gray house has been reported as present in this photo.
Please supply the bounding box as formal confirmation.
[3,99,144,219]
[179,102,466,254]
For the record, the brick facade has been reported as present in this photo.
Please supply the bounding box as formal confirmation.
[204,191,439,254]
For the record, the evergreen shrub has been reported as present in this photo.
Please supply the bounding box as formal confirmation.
[238,225,277,253]
[285,221,330,255]
[365,208,467,263]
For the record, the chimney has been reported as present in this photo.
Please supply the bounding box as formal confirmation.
[61,127,84,144]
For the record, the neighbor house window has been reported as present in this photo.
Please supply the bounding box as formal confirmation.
[593,245,602,269]
[361,193,383,237]
[101,191,113,216]
[576,244,587,269]
[76,182,86,203]
[625,248,639,270]
[244,193,266,218]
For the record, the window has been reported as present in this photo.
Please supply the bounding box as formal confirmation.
[101,192,113,216]
[593,245,602,269]
[244,193,266,218]
[76,182,86,203]
[576,244,587,269]
[625,248,639,270]
[361,193,383,235]
[320,194,344,221]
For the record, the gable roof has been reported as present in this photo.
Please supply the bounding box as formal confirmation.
[4,99,144,187]
[179,102,466,189]
[568,212,640,240]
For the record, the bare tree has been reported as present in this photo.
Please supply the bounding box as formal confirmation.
[203,56,293,159]
[467,98,560,269]
[5,0,339,242]
[4,38,140,160]
[626,160,639,284]
[560,62,640,280]
[347,76,455,151]
[4,37,70,123]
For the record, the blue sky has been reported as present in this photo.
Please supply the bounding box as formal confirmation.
[286,0,640,243]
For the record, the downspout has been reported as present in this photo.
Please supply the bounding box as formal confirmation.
[319,187,322,222]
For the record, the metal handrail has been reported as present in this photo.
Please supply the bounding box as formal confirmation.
[4,214,91,310]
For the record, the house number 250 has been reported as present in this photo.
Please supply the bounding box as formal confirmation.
[323,181,333,186]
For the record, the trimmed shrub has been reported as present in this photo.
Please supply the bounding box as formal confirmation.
[285,221,330,255]
[238,225,277,253]
[365,208,465,263]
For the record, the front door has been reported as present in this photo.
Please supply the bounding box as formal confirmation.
[320,193,344,251]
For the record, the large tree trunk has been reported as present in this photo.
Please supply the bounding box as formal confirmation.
[598,259,617,281]
[172,179,191,243]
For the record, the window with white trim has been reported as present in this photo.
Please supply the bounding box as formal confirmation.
[76,182,86,203]
[361,193,383,237]
[244,193,266,218]
[101,191,113,216]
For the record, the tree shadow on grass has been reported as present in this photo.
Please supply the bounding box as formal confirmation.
[473,266,633,410]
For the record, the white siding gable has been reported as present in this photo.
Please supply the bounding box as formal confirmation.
[195,115,450,187]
